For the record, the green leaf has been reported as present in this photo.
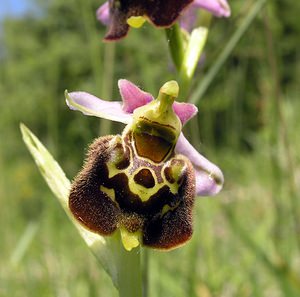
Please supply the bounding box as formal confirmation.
[20,123,119,286]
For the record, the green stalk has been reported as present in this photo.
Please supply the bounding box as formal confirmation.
[165,24,185,72]
[189,0,269,104]
[116,237,143,297]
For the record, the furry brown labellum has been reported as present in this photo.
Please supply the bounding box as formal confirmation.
[69,81,196,250]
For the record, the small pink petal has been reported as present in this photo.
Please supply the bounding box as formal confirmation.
[194,0,231,17]
[172,102,198,125]
[65,91,131,124]
[118,79,154,113]
[175,133,224,196]
[96,2,110,26]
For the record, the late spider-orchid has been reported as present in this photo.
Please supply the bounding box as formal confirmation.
[65,80,223,251]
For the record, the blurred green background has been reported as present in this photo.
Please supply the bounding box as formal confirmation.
[1,0,300,296]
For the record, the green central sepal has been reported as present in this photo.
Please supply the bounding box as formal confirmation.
[129,81,182,163]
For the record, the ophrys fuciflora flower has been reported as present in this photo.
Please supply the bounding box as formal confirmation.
[65,80,223,250]
[98,0,193,40]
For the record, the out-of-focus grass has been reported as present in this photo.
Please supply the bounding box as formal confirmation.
[1,0,300,296]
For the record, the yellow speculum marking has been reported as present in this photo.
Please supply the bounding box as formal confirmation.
[107,156,185,202]
[106,136,185,203]
[107,157,181,201]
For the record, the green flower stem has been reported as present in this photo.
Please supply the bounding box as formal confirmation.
[116,238,143,297]
[165,24,185,72]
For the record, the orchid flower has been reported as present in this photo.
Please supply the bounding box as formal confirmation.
[97,0,230,41]
[65,80,223,251]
